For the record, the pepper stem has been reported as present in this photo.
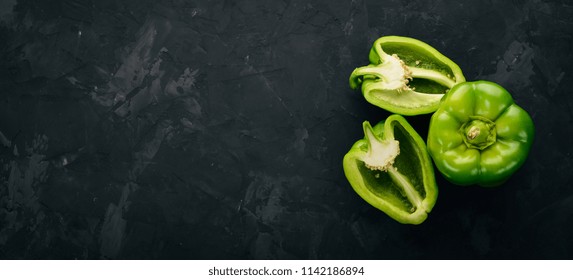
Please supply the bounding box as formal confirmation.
[467,126,480,140]
[349,54,412,92]
[460,116,496,150]
[361,121,400,172]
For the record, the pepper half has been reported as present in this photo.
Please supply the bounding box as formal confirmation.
[427,81,535,187]
[349,36,466,115]
[343,115,438,224]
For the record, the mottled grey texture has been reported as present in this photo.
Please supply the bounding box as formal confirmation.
[0,0,572,259]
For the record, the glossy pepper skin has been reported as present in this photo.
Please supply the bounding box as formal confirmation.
[343,115,438,224]
[427,81,535,187]
[349,36,465,115]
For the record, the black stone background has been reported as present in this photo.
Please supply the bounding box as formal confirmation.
[0,0,572,259]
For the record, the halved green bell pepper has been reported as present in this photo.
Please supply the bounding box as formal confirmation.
[343,115,438,224]
[349,36,466,115]
[427,81,535,187]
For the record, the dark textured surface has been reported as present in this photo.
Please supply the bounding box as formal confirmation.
[0,0,572,259]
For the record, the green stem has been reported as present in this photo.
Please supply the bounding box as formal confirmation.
[353,65,388,82]
[460,116,497,150]
[374,42,388,63]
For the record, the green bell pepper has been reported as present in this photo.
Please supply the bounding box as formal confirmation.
[427,81,535,187]
[343,115,438,224]
[349,36,466,115]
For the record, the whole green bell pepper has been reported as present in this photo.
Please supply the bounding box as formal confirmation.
[427,81,535,187]
[349,36,466,115]
[343,115,438,224]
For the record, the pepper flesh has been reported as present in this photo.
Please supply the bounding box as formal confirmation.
[343,115,438,224]
[349,36,465,115]
[427,81,535,186]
